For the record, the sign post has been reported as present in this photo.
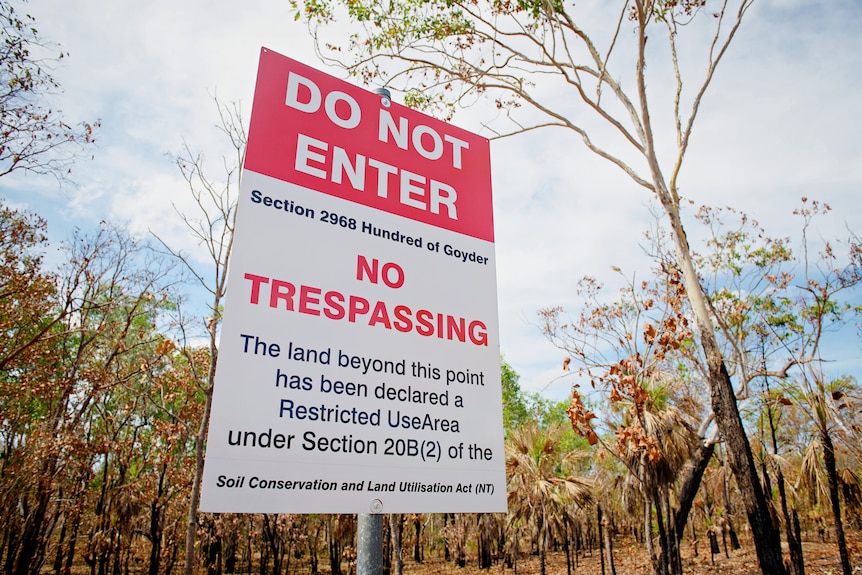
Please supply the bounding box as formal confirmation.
[357,514,383,575]
[200,48,506,516]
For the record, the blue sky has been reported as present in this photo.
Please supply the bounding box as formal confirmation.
[2,0,860,399]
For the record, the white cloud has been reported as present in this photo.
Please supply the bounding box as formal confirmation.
[6,0,861,399]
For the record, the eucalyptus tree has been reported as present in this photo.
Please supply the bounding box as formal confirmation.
[290,1,785,570]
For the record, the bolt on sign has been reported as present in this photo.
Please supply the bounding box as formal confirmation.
[200,47,506,514]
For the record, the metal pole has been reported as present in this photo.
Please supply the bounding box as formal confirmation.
[357,89,390,575]
[357,512,383,575]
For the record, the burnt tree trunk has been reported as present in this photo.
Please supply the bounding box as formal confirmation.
[597,506,605,575]
[706,357,786,574]
[821,428,853,575]
[412,517,421,564]
[389,514,402,575]
[674,441,716,542]
[655,140,788,574]
[767,396,804,575]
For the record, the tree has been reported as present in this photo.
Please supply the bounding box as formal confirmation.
[0,203,58,373]
[762,200,861,575]
[158,99,244,575]
[0,219,178,575]
[501,358,530,432]
[546,263,702,575]
[691,198,860,575]
[505,421,592,575]
[290,2,785,571]
[0,202,60,575]
[0,1,99,179]
[551,197,860,571]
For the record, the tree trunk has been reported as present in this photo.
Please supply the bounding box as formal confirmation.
[652,490,670,575]
[185,380,215,575]
[148,465,168,575]
[511,532,519,575]
[643,498,656,574]
[661,487,682,575]
[708,529,720,558]
[442,514,450,562]
[792,511,803,572]
[62,507,81,575]
[478,514,492,570]
[597,505,605,575]
[674,442,715,542]
[707,356,786,574]
[820,427,853,575]
[307,520,320,575]
[412,517,421,564]
[13,476,52,575]
[53,510,68,575]
[564,522,572,575]
[328,515,342,575]
[660,195,788,575]
[205,530,222,575]
[148,500,163,575]
[389,514,402,575]
[603,515,616,575]
[768,400,804,575]
[719,454,742,552]
[689,521,698,558]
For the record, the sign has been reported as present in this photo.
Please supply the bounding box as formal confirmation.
[200,48,506,514]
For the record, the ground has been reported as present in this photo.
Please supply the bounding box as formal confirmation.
[399,534,861,575]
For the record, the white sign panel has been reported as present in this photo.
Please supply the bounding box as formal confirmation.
[200,48,506,514]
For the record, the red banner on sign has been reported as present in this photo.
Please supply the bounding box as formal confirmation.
[244,48,494,242]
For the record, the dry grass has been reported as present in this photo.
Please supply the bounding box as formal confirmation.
[397,533,861,575]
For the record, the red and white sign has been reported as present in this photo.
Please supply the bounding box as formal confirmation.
[200,48,505,514]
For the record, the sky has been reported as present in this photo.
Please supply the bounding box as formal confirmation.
[2,0,861,400]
